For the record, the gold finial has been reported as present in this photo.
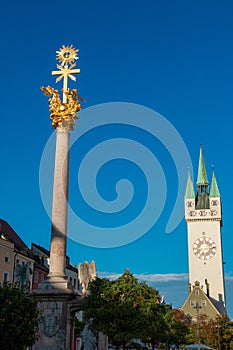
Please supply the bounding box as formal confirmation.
[56,45,79,66]
[41,45,85,130]
[52,45,81,103]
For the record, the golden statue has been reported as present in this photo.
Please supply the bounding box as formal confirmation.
[41,45,85,130]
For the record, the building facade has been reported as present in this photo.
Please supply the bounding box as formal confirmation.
[0,234,15,283]
[0,219,34,292]
[0,220,81,295]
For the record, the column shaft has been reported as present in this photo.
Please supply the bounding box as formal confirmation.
[48,130,70,281]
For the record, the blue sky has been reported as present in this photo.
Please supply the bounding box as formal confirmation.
[0,1,232,317]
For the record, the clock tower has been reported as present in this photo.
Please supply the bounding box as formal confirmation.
[183,146,226,316]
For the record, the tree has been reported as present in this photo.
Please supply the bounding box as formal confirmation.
[0,283,39,350]
[83,270,167,349]
[186,313,233,350]
[215,314,233,350]
[137,287,169,348]
[162,308,190,350]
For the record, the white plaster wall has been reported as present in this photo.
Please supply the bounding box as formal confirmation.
[187,220,225,304]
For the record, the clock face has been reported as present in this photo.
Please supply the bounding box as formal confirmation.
[193,237,216,260]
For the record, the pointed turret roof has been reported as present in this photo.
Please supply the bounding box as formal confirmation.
[185,171,195,198]
[210,169,220,197]
[196,145,209,187]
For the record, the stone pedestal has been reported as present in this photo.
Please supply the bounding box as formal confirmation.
[33,290,79,350]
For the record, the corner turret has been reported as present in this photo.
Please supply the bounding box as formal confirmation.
[210,168,220,197]
[184,172,195,218]
[185,171,195,199]
[209,168,222,223]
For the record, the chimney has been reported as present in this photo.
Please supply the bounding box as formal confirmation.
[205,279,210,297]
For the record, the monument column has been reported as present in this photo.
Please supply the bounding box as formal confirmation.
[40,44,82,289]
[33,45,84,350]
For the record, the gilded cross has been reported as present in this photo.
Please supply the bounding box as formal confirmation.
[52,64,80,103]
[52,45,80,103]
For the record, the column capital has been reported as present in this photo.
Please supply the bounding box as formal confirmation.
[41,86,81,130]
[56,117,77,132]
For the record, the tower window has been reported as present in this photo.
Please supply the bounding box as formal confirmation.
[4,273,9,282]
[5,256,10,263]
[190,300,196,307]
[195,290,199,295]
[201,300,207,307]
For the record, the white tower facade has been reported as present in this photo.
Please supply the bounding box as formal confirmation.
[184,146,226,312]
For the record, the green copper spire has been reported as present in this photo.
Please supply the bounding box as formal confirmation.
[185,171,195,198]
[210,168,220,197]
[196,145,209,187]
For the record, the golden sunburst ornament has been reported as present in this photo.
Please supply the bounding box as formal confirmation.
[56,45,79,66]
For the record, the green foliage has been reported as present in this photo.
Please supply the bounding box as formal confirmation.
[216,314,233,350]
[84,272,140,347]
[0,283,39,350]
[186,313,233,350]
[83,270,172,349]
[83,270,233,350]
[162,308,190,348]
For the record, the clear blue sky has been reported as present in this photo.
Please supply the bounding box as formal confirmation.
[0,1,232,317]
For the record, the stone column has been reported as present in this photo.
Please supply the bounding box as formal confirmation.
[47,126,70,287]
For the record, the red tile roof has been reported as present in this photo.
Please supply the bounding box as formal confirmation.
[0,219,28,251]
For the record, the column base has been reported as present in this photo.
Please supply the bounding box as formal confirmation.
[36,278,74,294]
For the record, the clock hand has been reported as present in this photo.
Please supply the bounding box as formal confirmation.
[199,244,209,255]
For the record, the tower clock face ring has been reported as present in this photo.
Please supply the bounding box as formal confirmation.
[193,237,216,260]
